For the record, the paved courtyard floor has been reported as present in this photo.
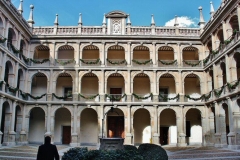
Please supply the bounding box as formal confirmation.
[0,145,239,160]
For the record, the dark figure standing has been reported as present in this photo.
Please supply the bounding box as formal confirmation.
[37,136,59,160]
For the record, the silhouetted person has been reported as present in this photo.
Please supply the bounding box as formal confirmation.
[37,136,59,160]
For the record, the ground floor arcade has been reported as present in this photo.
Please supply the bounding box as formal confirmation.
[0,98,240,149]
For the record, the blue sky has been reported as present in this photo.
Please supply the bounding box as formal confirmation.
[12,0,221,27]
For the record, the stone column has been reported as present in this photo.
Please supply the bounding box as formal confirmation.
[126,70,131,102]
[47,69,53,101]
[45,104,52,136]
[0,53,6,81]
[211,33,216,50]
[127,42,131,66]
[152,71,158,102]
[8,100,17,146]
[4,19,9,47]
[100,70,105,102]
[229,53,238,82]
[152,42,156,66]
[222,21,228,40]
[177,43,181,67]
[50,42,56,66]
[177,106,187,146]
[152,105,159,144]
[225,55,231,83]
[75,43,80,66]
[101,42,105,66]
[201,112,207,146]
[14,62,19,87]
[0,96,4,146]
[19,104,27,144]
[125,105,132,144]
[70,104,78,146]
[98,105,104,143]
[209,109,215,146]
[237,6,240,32]
[213,64,218,89]
[226,97,238,149]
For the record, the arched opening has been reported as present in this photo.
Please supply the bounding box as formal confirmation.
[7,28,17,50]
[81,45,100,66]
[182,47,200,67]
[234,53,240,79]
[17,69,24,90]
[229,15,239,33]
[107,108,124,138]
[0,17,4,36]
[133,73,151,102]
[160,109,177,145]
[133,109,151,145]
[159,73,176,102]
[56,45,75,66]
[80,108,98,145]
[1,101,11,144]
[31,73,47,101]
[14,105,22,143]
[216,29,224,48]
[28,107,45,144]
[107,73,125,102]
[20,40,27,57]
[4,61,14,86]
[220,62,227,85]
[80,73,99,102]
[158,46,176,67]
[54,108,71,144]
[55,73,73,101]
[186,108,202,145]
[107,45,126,66]
[132,46,151,66]
[184,74,201,102]
[222,103,229,144]
[33,45,50,66]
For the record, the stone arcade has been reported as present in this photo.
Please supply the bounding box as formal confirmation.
[0,0,240,150]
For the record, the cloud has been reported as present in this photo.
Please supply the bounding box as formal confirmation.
[165,16,198,27]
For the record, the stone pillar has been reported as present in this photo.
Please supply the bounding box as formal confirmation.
[101,42,105,66]
[4,19,9,47]
[152,105,159,144]
[213,64,218,89]
[237,6,240,32]
[177,106,187,146]
[209,109,215,146]
[152,71,158,102]
[70,104,78,146]
[226,97,239,149]
[125,105,132,144]
[47,69,53,101]
[100,70,105,102]
[0,53,6,80]
[14,62,19,87]
[8,100,17,146]
[225,55,231,83]
[0,96,4,146]
[211,33,216,51]
[201,113,207,146]
[98,105,104,143]
[127,42,131,66]
[152,42,156,66]
[222,21,228,40]
[177,43,181,67]
[126,70,131,102]
[19,104,27,144]
[45,104,52,136]
[75,43,80,66]
[50,42,56,66]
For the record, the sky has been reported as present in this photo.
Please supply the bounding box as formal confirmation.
[12,0,221,27]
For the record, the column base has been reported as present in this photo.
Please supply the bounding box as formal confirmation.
[228,145,240,150]
[71,133,78,146]
[177,143,187,147]
[152,133,159,145]
[124,133,132,145]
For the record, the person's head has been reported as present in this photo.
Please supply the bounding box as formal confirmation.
[44,136,51,144]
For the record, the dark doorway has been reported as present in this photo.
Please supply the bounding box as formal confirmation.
[159,88,168,102]
[160,127,169,145]
[62,126,71,144]
[107,116,124,138]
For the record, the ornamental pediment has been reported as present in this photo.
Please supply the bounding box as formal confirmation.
[106,10,128,18]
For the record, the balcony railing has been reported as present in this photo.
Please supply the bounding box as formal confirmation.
[30,58,50,66]
[79,94,100,102]
[55,59,75,67]
[106,94,126,102]
[159,94,179,102]
[183,60,202,67]
[106,59,127,67]
[158,60,177,67]
[132,93,152,102]
[184,93,202,102]
[132,59,153,67]
[80,59,101,66]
